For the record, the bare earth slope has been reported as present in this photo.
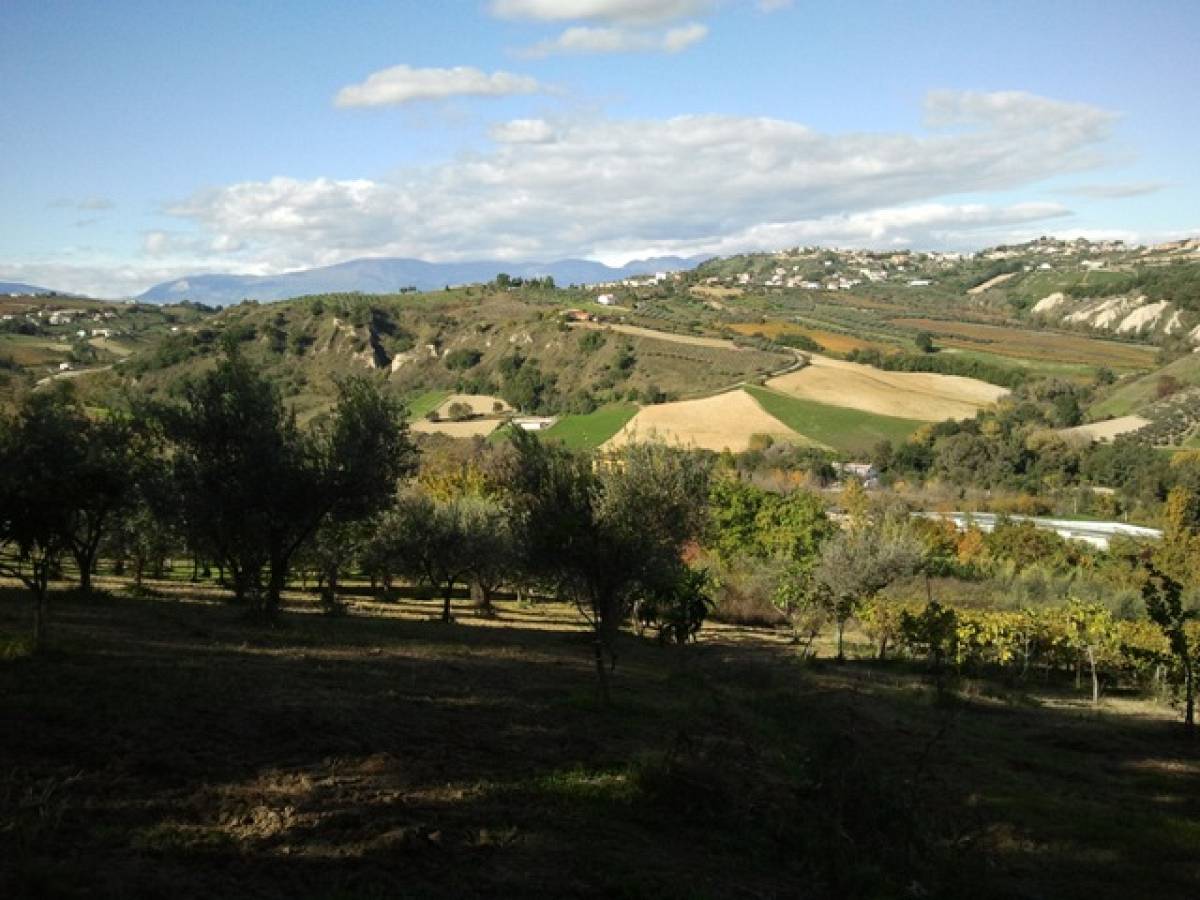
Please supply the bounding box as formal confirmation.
[768,355,1007,422]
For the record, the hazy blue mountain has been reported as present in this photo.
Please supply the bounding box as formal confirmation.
[0,280,61,296]
[136,255,709,304]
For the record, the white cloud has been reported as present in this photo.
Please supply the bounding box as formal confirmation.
[149,91,1118,275]
[1059,182,1165,199]
[521,21,707,55]
[490,0,714,24]
[489,118,558,143]
[335,65,546,107]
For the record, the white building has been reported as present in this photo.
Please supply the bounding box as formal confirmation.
[596,293,616,306]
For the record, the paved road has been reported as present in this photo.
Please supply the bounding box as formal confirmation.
[915,511,1161,550]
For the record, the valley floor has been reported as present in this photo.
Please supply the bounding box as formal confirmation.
[2,581,1199,899]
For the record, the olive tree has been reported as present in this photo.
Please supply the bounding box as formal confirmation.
[814,506,925,661]
[163,352,415,617]
[502,432,710,701]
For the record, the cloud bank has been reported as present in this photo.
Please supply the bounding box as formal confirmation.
[4,91,1128,296]
[335,65,546,107]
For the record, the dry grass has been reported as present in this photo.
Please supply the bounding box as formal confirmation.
[892,318,1159,369]
[605,389,803,452]
[768,355,1008,422]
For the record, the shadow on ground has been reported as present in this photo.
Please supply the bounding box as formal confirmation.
[1,585,1198,898]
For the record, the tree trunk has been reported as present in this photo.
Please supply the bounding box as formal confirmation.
[442,587,453,623]
[877,633,889,661]
[33,579,48,653]
[1185,658,1195,729]
[1087,646,1099,705]
[836,618,846,662]
[264,562,285,620]
[74,546,96,598]
[592,637,611,704]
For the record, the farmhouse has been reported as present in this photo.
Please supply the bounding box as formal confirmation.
[596,294,616,306]
[513,416,556,431]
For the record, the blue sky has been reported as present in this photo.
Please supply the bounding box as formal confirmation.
[2,0,1197,297]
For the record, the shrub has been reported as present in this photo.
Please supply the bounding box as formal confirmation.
[444,348,482,371]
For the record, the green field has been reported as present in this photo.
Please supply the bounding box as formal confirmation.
[746,385,923,454]
[404,389,452,419]
[542,402,638,449]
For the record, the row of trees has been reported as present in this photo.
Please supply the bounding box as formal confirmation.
[3,351,1196,715]
[0,352,714,702]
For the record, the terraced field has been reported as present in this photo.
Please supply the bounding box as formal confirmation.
[891,318,1159,370]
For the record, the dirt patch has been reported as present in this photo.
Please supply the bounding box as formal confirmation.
[767,355,1007,422]
[968,272,1017,295]
[1061,416,1152,443]
[604,389,800,452]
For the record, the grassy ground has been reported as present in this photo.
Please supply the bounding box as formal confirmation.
[746,384,923,454]
[1091,354,1200,419]
[404,390,453,420]
[2,581,1198,899]
[542,402,639,450]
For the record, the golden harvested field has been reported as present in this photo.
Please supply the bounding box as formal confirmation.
[1061,415,1152,443]
[434,393,510,416]
[727,322,888,354]
[892,318,1159,369]
[768,355,1007,422]
[411,418,501,438]
[604,389,805,452]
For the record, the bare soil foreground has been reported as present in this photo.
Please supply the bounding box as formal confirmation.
[2,584,1199,899]
[768,355,1008,422]
[606,389,802,452]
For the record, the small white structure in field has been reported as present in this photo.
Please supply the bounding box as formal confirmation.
[58,362,72,371]
[908,279,932,287]
[513,416,556,431]
[596,293,616,306]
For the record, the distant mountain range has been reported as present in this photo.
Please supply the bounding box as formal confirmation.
[0,280,61,296]
[135,255,711,305]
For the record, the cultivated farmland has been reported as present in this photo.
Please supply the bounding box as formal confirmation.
[605,389,804,452]
[767,355,1007,422]
[744,385,923,454]
[891,318,1160,370]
